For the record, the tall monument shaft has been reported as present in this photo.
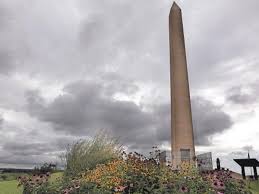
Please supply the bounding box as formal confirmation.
[169,2,195,167]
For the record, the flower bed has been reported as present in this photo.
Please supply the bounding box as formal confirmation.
[18,151,251,194]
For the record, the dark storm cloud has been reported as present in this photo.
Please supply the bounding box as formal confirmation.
[25,78,153,144]
[100,73,139,96]
[0,157,42,166]
[192,97,233,145]
[0,152,58,166]
[0,0,258,88]
[25,78,233,147]
[0,4,14,75]
[78,0,158,52]
[0,136,78,165]
[153,104,170,143]
[2,142,56,156]
[0,0,85,80]
[2,136,76,157]
[154,97,233,146]
[227,82,259,105]
[26,79,154,146]
[0,50,14,75]
[78,0,259,89]
[77,0,171,83]
[227,93,254,105]
[0,3,16,75]
[0,115,3,129]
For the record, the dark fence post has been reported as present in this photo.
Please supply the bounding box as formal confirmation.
[241,166,246,180]
[253,166,258,180]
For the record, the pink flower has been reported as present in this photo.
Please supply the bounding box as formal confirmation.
[180,186,188,193]
[114,186,127,192]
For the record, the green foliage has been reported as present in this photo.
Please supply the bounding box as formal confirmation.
[33,163,57,174]
[63,132,122,177]
[0,174,7,181]
[0,173,27,182]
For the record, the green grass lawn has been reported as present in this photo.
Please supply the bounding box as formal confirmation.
[249,180,259,194]
[0,180,22,194]
[0,173,24,194]
[49,171,63,183]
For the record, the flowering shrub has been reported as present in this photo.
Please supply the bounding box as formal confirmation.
[17,172,51,194]
[61,179,81,194]
[84,159,126,190]
[202,169,251,194]
[81,151,213,194]
[18,146,252,194]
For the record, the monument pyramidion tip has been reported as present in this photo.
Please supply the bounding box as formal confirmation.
[172,2,181,10]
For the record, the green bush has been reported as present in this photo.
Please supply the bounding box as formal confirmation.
[0,175,7,181]
[32,163,57,175]
[63,132,122,177]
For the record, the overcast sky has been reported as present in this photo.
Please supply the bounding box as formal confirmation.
[0,0,259,173]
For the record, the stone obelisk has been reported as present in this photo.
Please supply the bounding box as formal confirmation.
[169,2,195,168]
